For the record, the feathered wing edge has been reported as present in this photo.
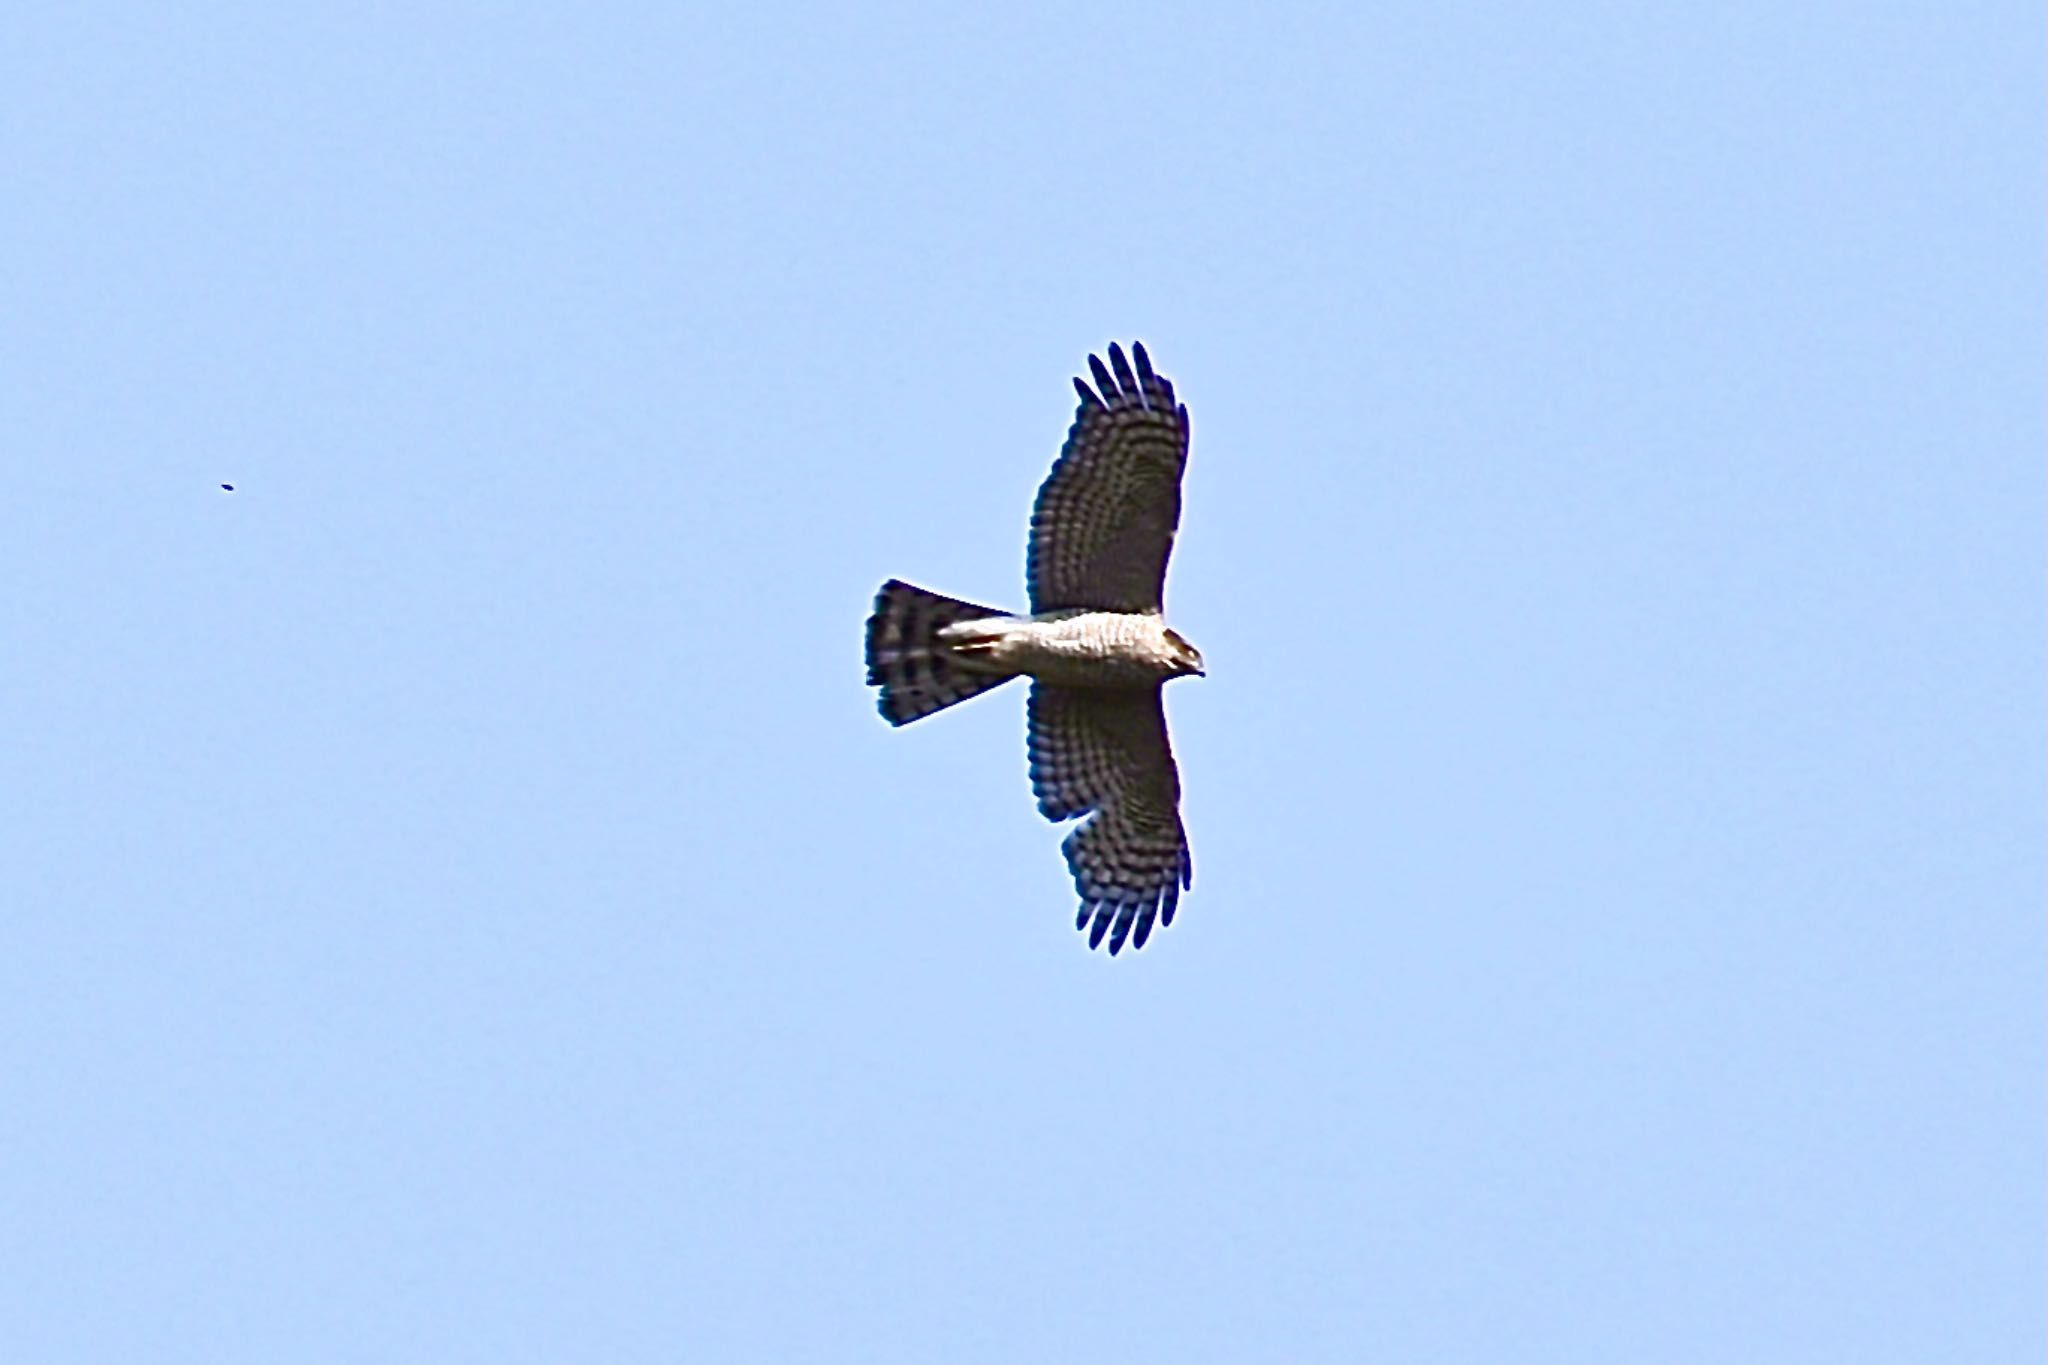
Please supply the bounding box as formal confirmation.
[1028,682,1193,955]
[1026,340,1190,614]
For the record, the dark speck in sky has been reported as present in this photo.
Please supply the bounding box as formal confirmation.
[221,484,235,491]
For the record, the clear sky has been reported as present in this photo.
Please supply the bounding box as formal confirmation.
[4,4,2041,1363]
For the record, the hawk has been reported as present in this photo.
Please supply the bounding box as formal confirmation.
[865,342,1202,955]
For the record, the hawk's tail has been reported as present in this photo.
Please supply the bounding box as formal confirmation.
[866,579,1019,726]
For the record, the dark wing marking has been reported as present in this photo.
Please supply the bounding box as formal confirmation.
[1027,682,1193,954]
[1026,341,1190,613]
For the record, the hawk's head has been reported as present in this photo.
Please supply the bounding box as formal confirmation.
[1164,629,1205,678]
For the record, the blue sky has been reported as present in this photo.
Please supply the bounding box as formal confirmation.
[4,4,2041,1362]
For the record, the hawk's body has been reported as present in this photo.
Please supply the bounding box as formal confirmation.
[938,610,1190,686]
[865,342,1201,955]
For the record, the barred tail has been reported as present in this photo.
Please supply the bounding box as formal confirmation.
[866,579,1019,726]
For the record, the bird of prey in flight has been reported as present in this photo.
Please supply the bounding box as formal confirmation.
[866,342,1201,955]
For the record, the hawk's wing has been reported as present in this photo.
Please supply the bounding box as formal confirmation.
[1027,682,1193,954]
[1026,342,1190,613]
